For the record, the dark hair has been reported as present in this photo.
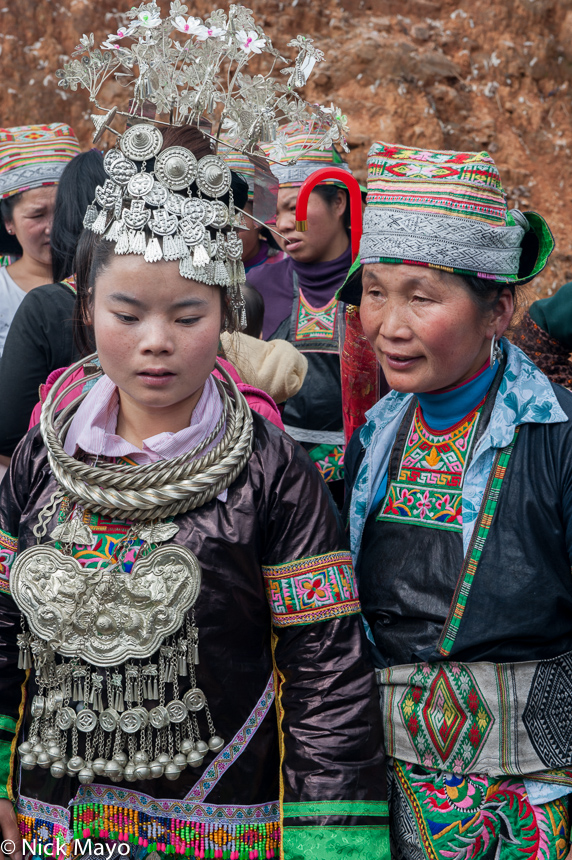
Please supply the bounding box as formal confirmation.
[242,282,265,339]
[451,274,518,314]
[50,150,107,282]
[73,126,248,356]
[0,193,24,257]
[312,184,351,234]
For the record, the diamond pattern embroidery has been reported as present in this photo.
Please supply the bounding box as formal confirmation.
[399,663,494,772]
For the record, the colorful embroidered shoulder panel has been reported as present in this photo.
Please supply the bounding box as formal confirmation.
[294,289,338,348]
[0,527,17,594]
[377,403,482,533]
[262,551,359,627]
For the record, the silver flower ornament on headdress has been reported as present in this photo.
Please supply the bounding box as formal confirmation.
[57,1,349,329]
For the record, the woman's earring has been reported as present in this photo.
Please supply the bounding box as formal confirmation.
[489,334,502,368]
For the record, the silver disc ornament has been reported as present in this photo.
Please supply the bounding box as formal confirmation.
[155,147,198,191]
[165,193,184,216]
[128,172,155,198]
[183,198,206,221]
[150,208,178,236]
[144,183,169,208]
[209,201,229,229]
[107,156,137,186]
[183,688,206,712]
[120,123,163,162]
[196,155,232,198]
[103,148,123,173]
[180,217,207,248]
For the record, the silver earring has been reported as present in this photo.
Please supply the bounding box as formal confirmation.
[489,334,502,368]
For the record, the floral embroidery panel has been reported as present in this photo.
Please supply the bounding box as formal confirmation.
[377,403,483,532]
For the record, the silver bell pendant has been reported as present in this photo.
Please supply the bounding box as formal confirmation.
[208,736,224,753]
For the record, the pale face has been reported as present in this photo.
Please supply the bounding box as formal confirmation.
[359,263,514,393]
[90,255,224,421]
[4,186,57,267]
[275,186,348,263]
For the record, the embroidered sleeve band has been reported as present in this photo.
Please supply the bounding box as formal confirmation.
[262,551,360,627]
[0,528,17,595]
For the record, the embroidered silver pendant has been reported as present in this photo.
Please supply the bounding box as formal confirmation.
[180,217,207,248]
[149,208,178,236]
[208,201,229,229]
[11,544,202,666]
[123,199,151,231]
[127,171,155,198]
[107,156,137,186]
[226,233,244,261]
[196,155,232,198]
[144,183,169,208]
[50,521,95,547]
[165,192,184,216]
[155,146,198,191]
[120,123,163,161]
[183,197,206,222]
[95,179,122,210]
[139,522,180,544]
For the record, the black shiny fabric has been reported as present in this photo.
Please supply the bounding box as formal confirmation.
[0,412,385,813]
[345,380,572,666]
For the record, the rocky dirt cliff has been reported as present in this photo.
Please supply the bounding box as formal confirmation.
[1,0,572,299]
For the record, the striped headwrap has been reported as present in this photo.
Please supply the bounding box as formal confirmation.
[263,122,351,188]
[0,124,81,200]
[219,137,255,200]
[354,141,553,286]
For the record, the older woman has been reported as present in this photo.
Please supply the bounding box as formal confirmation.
[340,143,572,859]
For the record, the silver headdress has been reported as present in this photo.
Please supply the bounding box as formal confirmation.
[58,1,348,328]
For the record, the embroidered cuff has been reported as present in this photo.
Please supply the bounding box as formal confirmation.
[262,551,360,627]
[0,528,17,595]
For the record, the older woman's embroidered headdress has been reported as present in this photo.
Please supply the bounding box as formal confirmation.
[0,124,80,200]
[58,0,347,325]
[337,141,554,304]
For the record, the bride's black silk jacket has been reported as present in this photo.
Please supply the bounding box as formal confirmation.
[0,412,387,858]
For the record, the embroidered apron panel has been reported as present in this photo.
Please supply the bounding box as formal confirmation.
[378,403,483,533]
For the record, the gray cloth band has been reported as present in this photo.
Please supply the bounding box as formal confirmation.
[271,160,351,186]
[359,208,525,276]
[283,425,345,446]
[0,162,67,199]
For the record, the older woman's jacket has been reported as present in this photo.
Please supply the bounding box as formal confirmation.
[0,412,388,859]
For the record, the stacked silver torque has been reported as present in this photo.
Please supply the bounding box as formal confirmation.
[13,356,254,785]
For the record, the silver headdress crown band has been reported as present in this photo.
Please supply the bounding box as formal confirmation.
[57,1,349,329]
[359,208,525,275]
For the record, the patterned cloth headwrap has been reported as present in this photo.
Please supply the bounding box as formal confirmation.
[263,122,351,188]
[0,124,81,200]
[219,137,255,201]
[359,142,528,282]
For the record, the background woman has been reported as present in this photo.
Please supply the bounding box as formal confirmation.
[0,149,106,459]
[248,124,357,497]
[0,123,80,355]
[340,142,572,858]
[0,124,386,860]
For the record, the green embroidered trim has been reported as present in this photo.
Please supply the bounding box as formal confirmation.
[0,738,14,800]
[283,825,390,860]
[283,800,388,818]
[0,716,16,734]
[438,430,519,656]
[295,290,338,343]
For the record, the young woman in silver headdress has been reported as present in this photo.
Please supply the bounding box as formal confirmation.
[0,7,388,859]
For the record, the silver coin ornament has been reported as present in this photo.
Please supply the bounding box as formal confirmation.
[149,705,170,729]
[183,197,206,221]
[120,123,163,161]
[56,706,76,730]
[155,147,198,191]
[120,709,142,734]
[201,200,214,226]
[209,201,229,229]
[99,708,119,732]
[76,708,97,733]
[183,688,206,712]
[196,155,232,198]
[180,218,207,247]
[107,156,137,186]
[165,193,184,216]
[103,148,123,173]
[144,183,169,208]
[127,171,155,198]
[166,699,187,723]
